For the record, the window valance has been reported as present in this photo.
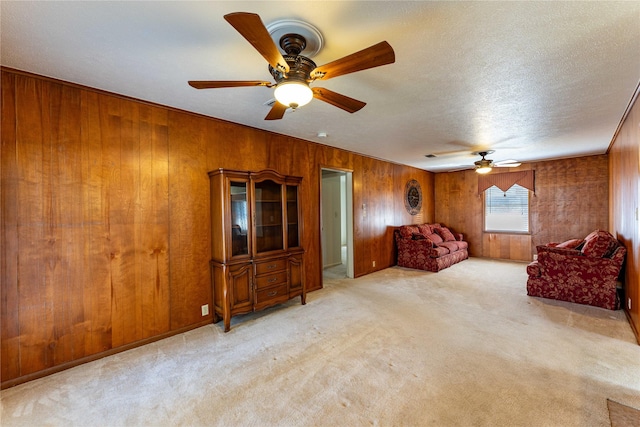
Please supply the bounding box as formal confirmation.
[478,170,535,195]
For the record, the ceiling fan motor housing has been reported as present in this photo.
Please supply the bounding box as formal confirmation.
[280,33,306,55]
[474,158,494,168]
[269,54,317,85]
[268,34,318,84]
[474,151,494,168]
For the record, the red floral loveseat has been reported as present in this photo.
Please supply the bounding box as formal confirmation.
[526,230,626,310]
[395,223,468,272]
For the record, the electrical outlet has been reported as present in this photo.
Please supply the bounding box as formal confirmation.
[372,260,376,267]
[201,304,209,316]
[533,254,538,261]
[628,298,632,310]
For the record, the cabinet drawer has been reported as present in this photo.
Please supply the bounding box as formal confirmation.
[254,259,286,275]
[255,284,289,306]
[255,271,287,289]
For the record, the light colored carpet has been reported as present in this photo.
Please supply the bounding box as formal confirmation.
[2,258,639,426]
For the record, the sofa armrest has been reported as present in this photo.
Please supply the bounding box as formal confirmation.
[609,246,627,266]
[526,261,540,277]
[454,233,464,241]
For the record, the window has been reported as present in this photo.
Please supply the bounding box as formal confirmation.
[484,184,529,233]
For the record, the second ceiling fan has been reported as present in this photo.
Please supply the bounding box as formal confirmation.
[188,12,395,120]
[473,151,521,174]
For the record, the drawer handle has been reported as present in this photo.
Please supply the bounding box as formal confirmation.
[267,264,277,269]
[268,278,277,283]
[267,290,278,297]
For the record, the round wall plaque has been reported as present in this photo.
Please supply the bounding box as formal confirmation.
[404,179,422,215]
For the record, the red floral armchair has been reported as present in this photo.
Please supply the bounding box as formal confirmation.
[526,230,626,310]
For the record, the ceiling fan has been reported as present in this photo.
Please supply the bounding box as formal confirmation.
[473,151,521,174]
[188,12,395,120]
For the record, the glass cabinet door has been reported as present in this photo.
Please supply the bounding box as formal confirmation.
[229,181,249,257]
[286,185,299,248]
[254,179,283,253]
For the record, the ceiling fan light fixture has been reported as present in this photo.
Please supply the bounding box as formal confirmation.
[475,165,493,174]
[274,81,313,109]
[474,157,494,174]
[474,151,494,174]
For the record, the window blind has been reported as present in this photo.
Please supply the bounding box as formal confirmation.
[484,184,529,233]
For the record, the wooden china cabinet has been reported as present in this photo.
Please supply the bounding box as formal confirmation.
[208,169,305,332]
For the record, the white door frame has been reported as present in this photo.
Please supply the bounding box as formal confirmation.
[320,167,354,279]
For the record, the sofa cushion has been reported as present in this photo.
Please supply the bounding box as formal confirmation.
[428,232,444,244]
[424,234,440,247]
[558,238,584,249]
[438,241,459,253]
[399,225,419,239]
[537,245,584,257]
[430,246,450,257]
[453,240,469,251]
[417,224,433,236]
[548,238,584,249]
[412,233,437,248]
[581,230,618,258]
[436,226,456,242]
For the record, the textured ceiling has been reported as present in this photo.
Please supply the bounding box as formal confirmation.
[2,1,639,172]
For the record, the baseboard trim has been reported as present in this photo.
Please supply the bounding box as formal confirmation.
[624,307,640,345]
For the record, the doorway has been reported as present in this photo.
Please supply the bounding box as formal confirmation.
[321,168,354,280]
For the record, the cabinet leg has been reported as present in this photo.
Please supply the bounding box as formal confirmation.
[223,313,231,332]
[301,293,306,305]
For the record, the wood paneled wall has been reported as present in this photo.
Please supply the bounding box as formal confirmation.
[0,69,434,387]
[609,86,640,344]
[435,155,609,261]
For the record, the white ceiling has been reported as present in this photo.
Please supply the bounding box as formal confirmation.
[2,1,639,172]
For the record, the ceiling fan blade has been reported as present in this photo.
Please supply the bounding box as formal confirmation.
[224,12,290,73]
[264,101,288,120]
[188,80,272,89]
[312,87,366,113]
[425,150,477,158]
[447,166,474,173]
[495,160,522,167]
[311,41,395,80]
